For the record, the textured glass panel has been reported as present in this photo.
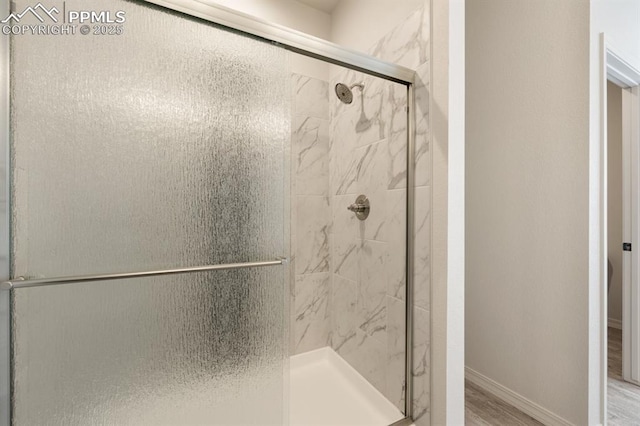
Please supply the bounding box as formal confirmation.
[10,0,290,424]
[12,267,286,425]
[11,0,289,276]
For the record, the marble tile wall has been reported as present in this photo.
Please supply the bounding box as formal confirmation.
[328,4,431,424]
[289,4,431,423]
[369,5,432,424]
[290,74,332,355]
[329,66,407,412]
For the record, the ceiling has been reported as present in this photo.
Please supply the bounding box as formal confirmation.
[296,0,341,13]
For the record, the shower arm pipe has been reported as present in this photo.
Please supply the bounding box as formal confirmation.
[0,258,288,290]
[143,0,415,85]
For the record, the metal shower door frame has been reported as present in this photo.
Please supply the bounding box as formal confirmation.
[0,0,9,424]
[0,1,417,424]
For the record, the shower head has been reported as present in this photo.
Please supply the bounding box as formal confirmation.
[334,82,364,104]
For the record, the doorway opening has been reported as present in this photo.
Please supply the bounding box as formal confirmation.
[604,45,640,425]
[606,79,640,424]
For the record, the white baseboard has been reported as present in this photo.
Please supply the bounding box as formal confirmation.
[608,318,622,330]
[465,367,574,426]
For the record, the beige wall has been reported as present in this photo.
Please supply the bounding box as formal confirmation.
[209,0,331,80]
[607,81,623,324]
[330,0,423,53]
[465,0,591,424]
[210,0,331,37]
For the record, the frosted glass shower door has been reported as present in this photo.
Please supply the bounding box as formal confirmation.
[9,1,290,425]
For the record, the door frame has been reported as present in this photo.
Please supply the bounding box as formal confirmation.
[620,80,640,387]
[601,34,640,423]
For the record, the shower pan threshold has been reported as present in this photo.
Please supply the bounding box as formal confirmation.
[290,347,404,426]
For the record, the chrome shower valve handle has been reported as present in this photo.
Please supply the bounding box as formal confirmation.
[347,195,370,220]
[347,203,367,213]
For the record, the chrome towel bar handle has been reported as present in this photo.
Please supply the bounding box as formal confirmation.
[0,258,288,290]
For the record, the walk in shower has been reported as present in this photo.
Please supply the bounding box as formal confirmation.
[0,0,420,425]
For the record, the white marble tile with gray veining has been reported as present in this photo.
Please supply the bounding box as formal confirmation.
[330,106,358,196]
[331,74,389,148]
[413,306,430,425]
[415,61,430,187]
[331,274,358,353]
[369,6,429,70]
[292,74,329,120]
[414,186,431,310]
[340,329,388,396]
[321,6,432,415]
[358,240,388,340]
[332,194,357,238]
[330,71,391,197]
[385,295,407,411]
[356,141,389,241]
[293,272,331,354]
[373,61,430,191]
[388,83,409,189]
[353,76,389,147]
[332,160,358,197]
[332,194,359,282]
[332,234,359,282]
[295,196,331,275]
[386,189,407,299]
[330,75,357,142]
[330,102,355,148]
[293,115,329,196]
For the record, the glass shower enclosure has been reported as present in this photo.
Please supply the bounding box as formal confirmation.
[0,0,416,425]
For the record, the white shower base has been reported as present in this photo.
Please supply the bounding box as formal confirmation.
[290,347,404,426]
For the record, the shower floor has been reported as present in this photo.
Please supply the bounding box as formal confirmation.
[289,347,404,426]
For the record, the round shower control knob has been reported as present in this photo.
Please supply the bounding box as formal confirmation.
[347,195,370,220]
